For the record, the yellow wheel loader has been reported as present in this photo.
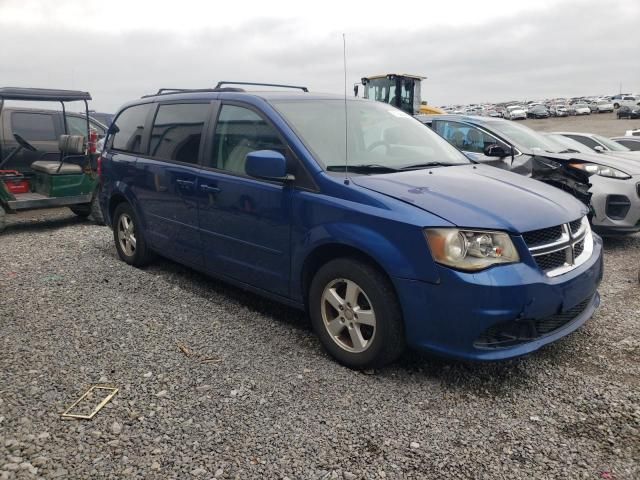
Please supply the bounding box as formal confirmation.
[355,74,445,115]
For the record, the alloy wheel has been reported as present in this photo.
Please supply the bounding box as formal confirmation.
[117,213,137,257]
[320,278,376,353]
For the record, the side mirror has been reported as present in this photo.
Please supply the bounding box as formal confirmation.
[483,144,509,157]
[593,146,605,153]
[245,150,292,181]
[353,85,359,97]
[107,123,120,135]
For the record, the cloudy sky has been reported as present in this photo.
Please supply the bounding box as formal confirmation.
[1,0,638,112]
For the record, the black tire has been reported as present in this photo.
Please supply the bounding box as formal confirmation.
[90,192,105,225]
[309,258,405,369]
[70,193,105,224]
[112,202,154,267]
[69,204,91,218]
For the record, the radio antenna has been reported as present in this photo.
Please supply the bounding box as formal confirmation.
[343,33,349,185]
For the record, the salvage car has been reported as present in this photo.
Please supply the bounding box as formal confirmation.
[504,105,527,120]
[417,114,640,234]
[611,136,640,151]
[99,85,602,368]
[592,100,614,113]
[553,132,640,158]
[527,105,550,119]
[611,95,639,109]
[550,105,569,117]
[616,105,640,119]
[569,103,591,116]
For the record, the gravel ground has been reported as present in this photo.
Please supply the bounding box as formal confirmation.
[0,208,638,480]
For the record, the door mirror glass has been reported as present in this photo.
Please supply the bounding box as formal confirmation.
[483,144,509,157]
[245,150,288,180]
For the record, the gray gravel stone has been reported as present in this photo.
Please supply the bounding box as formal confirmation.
[0,209,639,479]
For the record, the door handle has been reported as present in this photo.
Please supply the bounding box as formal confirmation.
[200,184,221,193]
[176,179,195,188]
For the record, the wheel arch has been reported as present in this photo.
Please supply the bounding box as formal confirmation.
[299,242,411,316]
[108,192,128,226]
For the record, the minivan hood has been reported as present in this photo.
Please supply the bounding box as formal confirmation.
[352,164,587,233]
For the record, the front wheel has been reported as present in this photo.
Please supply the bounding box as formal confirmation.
[112,203,154,267]
[309,258,405,369]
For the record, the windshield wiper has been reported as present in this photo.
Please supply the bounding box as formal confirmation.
[326,164,400,173]
[399,162,467,170]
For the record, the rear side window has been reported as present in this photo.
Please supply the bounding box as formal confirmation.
[11,112,56,141]
[149,103,210,164]
[111,104,152,154]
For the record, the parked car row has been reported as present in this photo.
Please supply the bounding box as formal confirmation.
[442,93,640,121]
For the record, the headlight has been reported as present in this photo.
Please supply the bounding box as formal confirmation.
[570,163,631,179]
[424,228,520,271]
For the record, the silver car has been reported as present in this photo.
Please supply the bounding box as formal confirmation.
[544,134,640,234]
[553,132,640,159]
[416,114,640,235]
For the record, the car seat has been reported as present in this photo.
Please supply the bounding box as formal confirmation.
[450,131,465,149]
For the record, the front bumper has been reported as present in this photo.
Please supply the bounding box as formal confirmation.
[589,175,640,233]
[392,235,603,360]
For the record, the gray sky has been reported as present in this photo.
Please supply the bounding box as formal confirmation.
[1,0,638,112]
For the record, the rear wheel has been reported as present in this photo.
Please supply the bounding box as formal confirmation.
[309,258,405,369]
[113,203,154,267]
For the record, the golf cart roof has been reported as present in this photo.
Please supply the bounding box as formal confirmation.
[0,87,92,102]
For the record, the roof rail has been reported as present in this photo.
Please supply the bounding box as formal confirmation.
[215,81,309,92]
[141,87,246,99]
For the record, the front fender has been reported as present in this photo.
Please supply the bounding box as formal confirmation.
[290,221,442,303]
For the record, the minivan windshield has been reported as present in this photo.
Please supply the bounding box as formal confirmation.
[486,120,563,153]
[271,99,470,171]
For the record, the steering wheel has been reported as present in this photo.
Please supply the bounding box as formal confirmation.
[13,133,38,152]
[366,140,391,154]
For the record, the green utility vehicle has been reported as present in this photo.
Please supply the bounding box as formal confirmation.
[0,88,104,232]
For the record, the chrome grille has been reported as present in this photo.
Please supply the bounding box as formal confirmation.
[522,226,563,247]
[522,217,593,277]
[569,219,582,234]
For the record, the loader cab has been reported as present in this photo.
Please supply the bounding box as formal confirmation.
[358,74,423,115]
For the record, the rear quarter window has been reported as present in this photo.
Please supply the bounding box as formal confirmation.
[11,112,57,141]
[111,104,153,154]
[149,103,210,164]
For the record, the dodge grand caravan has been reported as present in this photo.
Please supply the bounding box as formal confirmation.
[99,84,603,368]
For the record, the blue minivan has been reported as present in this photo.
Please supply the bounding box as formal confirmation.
[99,85,603,368]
